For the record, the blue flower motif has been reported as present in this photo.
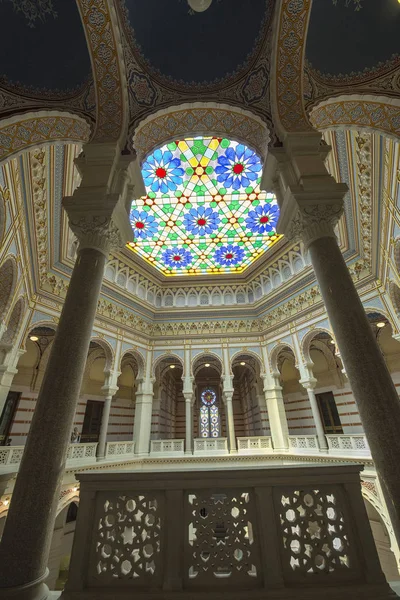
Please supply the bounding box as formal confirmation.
[183,205,220,236]
[162,247,193,268]
[130,209,158,240]
[245,204,279,234]
[215,143,262,191]
[142,148,185,194]
[214,244,245,266]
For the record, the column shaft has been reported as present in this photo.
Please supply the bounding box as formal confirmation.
[0,248,106,591]
[309,234,400,541]
[96,395,112,459]
[133,395,152,455]
[185,399,192,454]
[225,397,237,453]
[264,385,289,451]
[306,387,328,451]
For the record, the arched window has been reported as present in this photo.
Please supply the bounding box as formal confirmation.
[200,388,220,438]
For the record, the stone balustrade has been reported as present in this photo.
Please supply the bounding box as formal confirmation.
[105,440,135,459]
[67,442,98,461]
[193,437,228,455]
[150,439,185,455]
[0,445,24,466]
[288,435,319,453]
[327,434,370,456]
[237,436,273,454]
[61,464,393,600]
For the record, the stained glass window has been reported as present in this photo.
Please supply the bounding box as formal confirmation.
[128,137,281,276]
[200,387,220,438]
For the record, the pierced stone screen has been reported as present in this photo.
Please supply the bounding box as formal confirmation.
[185,490,261,587]
[90,493,162,586]
[277,487,354,581]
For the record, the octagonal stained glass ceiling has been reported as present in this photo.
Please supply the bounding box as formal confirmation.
[127,136,282,276]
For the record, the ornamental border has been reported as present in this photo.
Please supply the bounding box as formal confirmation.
[132,103,270,162]
[0,112,90,163]
[310,95,400,140]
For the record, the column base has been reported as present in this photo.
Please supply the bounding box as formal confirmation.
[2,569,50,600]
[185,450,193,456]
[96,455,106,462]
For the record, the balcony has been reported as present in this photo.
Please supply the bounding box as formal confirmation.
[60,464,393,600]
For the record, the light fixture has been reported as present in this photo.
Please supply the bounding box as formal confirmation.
[3,499,9,506]
[72,487,78,492]
[205,363,210,367]
[330,340,335,344]
[170,365,175,369]
[240,361,246,366]
[29,335,39,341]
[187,0,212,12]
[376,322,386,328]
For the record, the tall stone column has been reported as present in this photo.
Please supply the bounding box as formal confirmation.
[96,372,119,460]
[263,375,289,451]
[183,392,193,454]
[0,174,133,597]
[133,376,154,455]
[223,391,237,453]
[300,378,328,451]
[0,348,26,415]
[266,131,400,544]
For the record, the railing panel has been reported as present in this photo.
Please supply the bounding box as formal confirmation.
[327,434,370,456]
[288,435,319,453]
[193,437,228,455]
[67,443,98,461]
[105,441,135,459]
[62,465,392,599]
[150,439,184,455]
[237,436,273,454]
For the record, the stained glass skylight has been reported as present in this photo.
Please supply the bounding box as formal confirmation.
[128,137,281,276]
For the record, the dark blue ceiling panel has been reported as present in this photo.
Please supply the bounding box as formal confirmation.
[119,0,272,85]
[0,0,91,95]
[306,0,400,76]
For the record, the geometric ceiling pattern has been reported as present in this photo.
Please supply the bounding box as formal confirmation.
[128,137,281,276]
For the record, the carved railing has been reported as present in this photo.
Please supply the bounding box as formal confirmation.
[237,436,273,454]
[288,435,319,453]
[327,434,370,456]
[150,439,184,455]
[193,437,228,454]
[105,441,135,459]
[67,442,98,461]
[61,465,393,600]
[0,445,24,466]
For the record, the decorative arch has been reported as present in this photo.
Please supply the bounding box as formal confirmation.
[132,102,270,162]
[21,321,57,350]
[0,111,91,164]
[89,338,114,370]
[269,342,297,374]
[365,307,397,333]
[309,95,400,140]
[270,0,313,137]
[0,256,17,322]
[57,491,80,517]
[152,353,184,377]
[1,297,25,345]
[361,488,399,570]
[120,349,146,379]
[191,351,223,377]
[230,349,263,375]
[300,327,334,364]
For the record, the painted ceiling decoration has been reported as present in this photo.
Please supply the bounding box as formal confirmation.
[128,136,281,276]
[118,0,273,89]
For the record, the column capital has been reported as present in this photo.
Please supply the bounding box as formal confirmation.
[101,386,119,399]
[63,193,133,257]
[183,391,194,404]
[299,378,317,391]
[222,391,233,404]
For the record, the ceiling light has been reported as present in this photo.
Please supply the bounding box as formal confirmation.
[240,362,246,366]
[205,363,210,367]
[376,322,386,328]
[329,340,335,344]
[170,365,175,369]
[73,487,78,492]
[29,335,39,341]
[187,0,212,12]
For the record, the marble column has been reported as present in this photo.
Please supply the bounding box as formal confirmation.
[223,391,237,453]
[300,378,328,451]
[183,392,193,454]
[267,131,400,544]
[263,375,289,451]
[0,191,133,598]
[133,376,154,455]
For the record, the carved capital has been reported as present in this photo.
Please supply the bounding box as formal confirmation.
[63,193,133,257]
[284,198,344,250]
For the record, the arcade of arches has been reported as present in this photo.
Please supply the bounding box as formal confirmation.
[0,1,400,599]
